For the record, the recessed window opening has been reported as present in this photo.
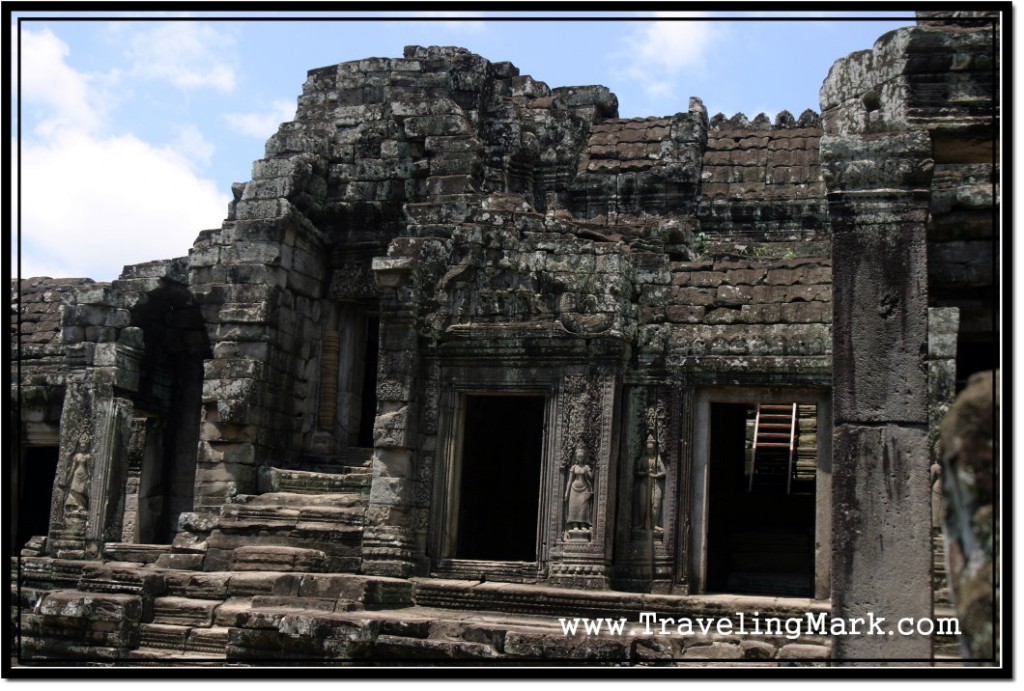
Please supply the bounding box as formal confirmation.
[455,394,545,561]
[706,402,817,597]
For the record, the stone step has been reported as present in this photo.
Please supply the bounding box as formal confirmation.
[217,602,823,663]
[20,535,47,557]
[237,491,367,509]
[372,634,502,660]
[205,532,363,573]
[127,646,227,662]
[231,545,329,573]
[16,557,83,588]
[250,595,356,612]
[154,553,205,571]
[212,596,258,626]
[411,577,830,640]
[103,543,172,564]
[261,467,372,495]
[215,493,368,556]
[185,626,231,656]
[151,596,220,627]
[219,502,366,529]
[140,622,191,651]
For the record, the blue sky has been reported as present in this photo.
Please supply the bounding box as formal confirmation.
[11,9,916,281]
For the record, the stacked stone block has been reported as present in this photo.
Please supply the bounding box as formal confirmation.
[700,110,828,245]
[569,97,707,221]
[12,278,96,393]
[637,258,832,381]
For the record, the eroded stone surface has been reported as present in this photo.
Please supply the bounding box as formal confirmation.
[10,11,1000,668]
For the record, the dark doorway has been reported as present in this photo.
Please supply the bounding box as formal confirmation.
[955,337,997,391]
[16,446,60,553]
[455,394,545,561]
[356,316,380,448]
[706,402,816,597]
[132,288,209,544]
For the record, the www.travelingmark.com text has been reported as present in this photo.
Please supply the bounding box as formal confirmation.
[558,612,960,640]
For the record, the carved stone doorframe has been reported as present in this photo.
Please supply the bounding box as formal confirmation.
[688,386,832,600]
[431,370,557,581]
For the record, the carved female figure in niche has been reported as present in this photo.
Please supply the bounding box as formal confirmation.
[930,461,944,528]
[564,447,594,532]
[633,434,666,532]
[63,452,91,527]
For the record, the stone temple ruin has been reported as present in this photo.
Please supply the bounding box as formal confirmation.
[10,12,999,666]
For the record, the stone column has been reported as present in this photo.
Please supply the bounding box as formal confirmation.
[362,256,421,577]
[927,308,958,608]
[47,286,141,559]
[48,370,135,559]
[614,385,678,593]
[821,129,934,662]
[546,366,620,589]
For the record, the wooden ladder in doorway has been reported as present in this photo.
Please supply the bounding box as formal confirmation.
[748,403,798,493]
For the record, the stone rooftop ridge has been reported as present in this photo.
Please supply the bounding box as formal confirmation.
[709,110,822,131]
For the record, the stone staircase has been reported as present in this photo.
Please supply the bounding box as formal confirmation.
[136,594,229,660]
[7,444,954,667]
[162,459,373,575]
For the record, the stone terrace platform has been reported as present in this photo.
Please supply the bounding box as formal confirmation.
[12,557,833,666]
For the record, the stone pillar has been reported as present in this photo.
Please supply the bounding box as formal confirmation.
[927,308,958,607]
[48,373,135,559]
[47,285,141,559]
[362,256,421,577]
[821,129,934,662]
[546,366,620,589]
[614,385,678,593]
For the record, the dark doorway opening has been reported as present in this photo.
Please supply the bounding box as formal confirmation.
[16,446,59,553]
[706,402,816,597]
[132,288,210,544]
[356,316,380,448]
[455,394,545,561]
[955,337,997,391]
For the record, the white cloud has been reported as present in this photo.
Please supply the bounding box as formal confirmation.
[620,13,722,99]
[17,26,104,136]
[224,99,297,139]
[18,130,230,281]
[15,27,231,281]
[172,124,216,168]
[123,22,237,92]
